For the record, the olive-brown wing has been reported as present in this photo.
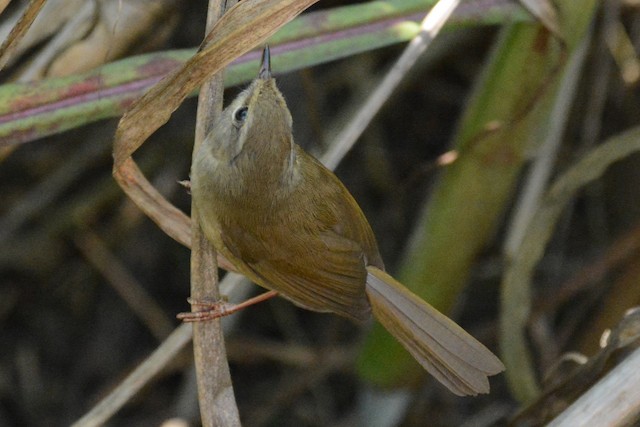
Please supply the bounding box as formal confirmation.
[300,149,384,270]
[219,222,371,322]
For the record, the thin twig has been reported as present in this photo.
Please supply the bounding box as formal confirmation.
[321,0,461,169]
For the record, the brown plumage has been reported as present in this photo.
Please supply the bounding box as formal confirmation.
[191,47,504,395]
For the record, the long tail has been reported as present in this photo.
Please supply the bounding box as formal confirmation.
[365,266,504,396]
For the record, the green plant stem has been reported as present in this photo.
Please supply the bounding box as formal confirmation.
[0,0,529,147]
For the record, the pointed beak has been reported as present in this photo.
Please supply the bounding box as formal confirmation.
[259,45,271,80]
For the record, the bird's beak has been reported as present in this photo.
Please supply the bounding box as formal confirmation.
[259,45,271,80]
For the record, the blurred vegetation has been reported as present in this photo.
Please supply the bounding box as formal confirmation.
[1,0,640,426]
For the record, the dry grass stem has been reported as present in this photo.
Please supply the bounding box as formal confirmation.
[322,0,461,169]
[70,324,193,427]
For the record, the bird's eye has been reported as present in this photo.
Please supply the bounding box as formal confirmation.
[233,106,248,125]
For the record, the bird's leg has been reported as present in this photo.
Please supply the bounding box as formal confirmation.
[177,290,278,322]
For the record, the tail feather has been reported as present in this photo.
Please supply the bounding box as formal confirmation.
[365,266,504,396]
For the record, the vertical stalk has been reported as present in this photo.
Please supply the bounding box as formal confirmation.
[190,0,241,425]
